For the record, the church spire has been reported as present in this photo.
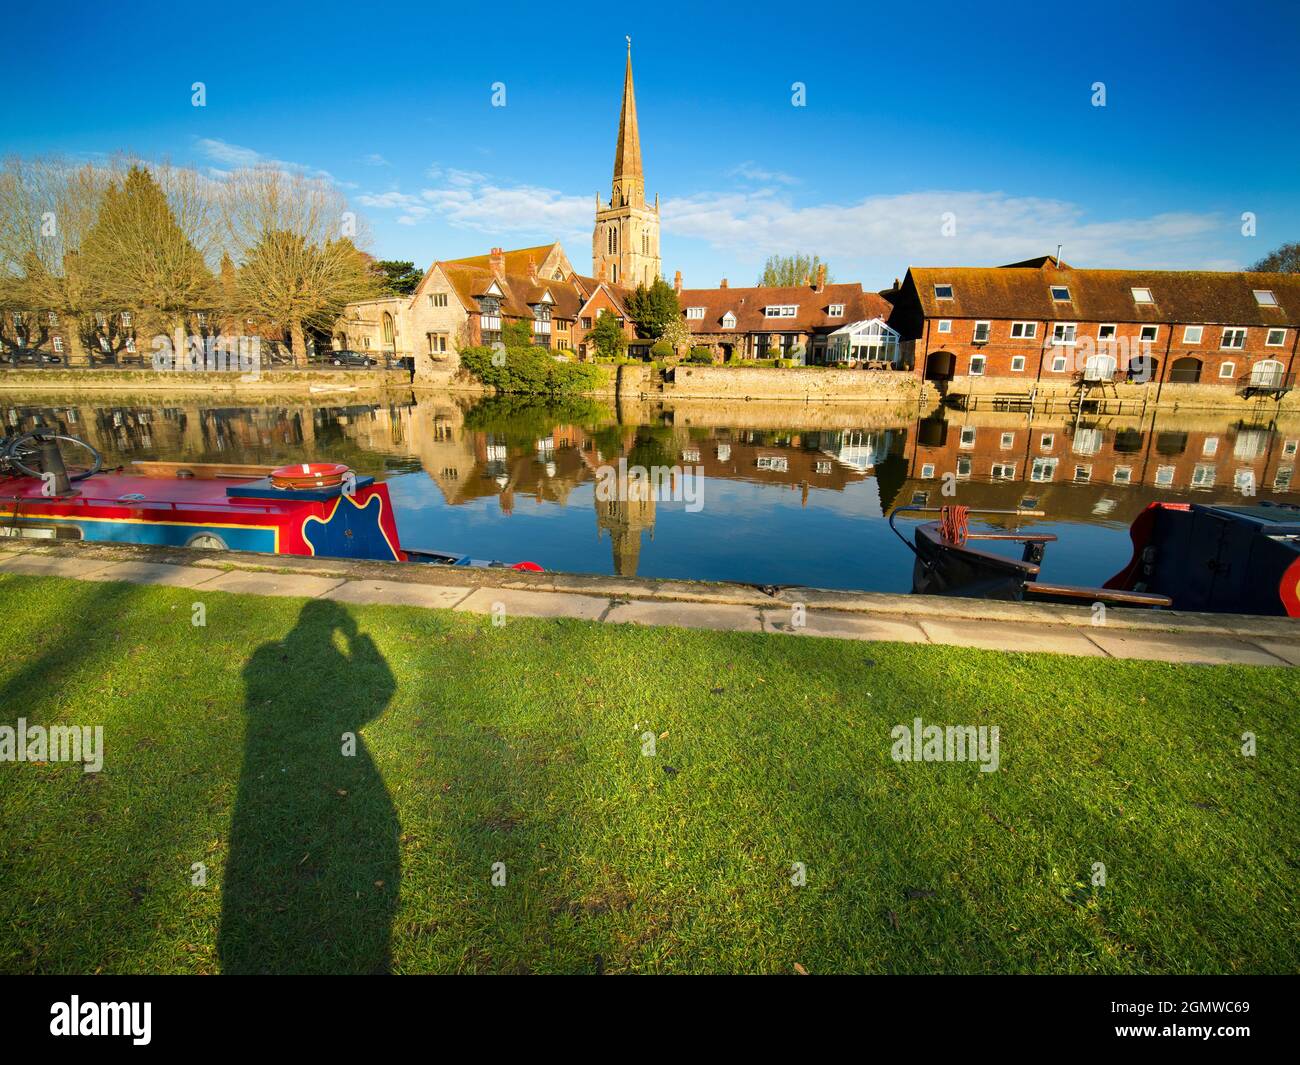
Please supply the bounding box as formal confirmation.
[611,36,644,207]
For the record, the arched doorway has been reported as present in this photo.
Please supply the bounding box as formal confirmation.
[1169,357,1202,383]
[1083,352,1117,382]
[925,350,955,381]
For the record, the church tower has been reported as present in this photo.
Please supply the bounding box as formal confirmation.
[593,39,661,289]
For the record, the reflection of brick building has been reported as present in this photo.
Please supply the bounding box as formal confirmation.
[901,411,1299,522]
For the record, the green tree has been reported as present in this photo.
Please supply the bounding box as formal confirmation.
[79,164,216,360]
[625,276,680,338]
[371,259,423,295]
[757,253,832,287]
[1250,242,1300,273]
[589,312,627,358]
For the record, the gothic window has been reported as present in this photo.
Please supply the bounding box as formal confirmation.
[608,227,618,255]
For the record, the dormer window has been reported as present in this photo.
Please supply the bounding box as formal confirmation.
[721,312,736,329]
[764,305,798,318]
[1131,287,1154,304]
[1254,290,1278,307]
[686,306,705,319]
[933,284,953,300]
[828,303,845,317]
[1050,285,1071,302]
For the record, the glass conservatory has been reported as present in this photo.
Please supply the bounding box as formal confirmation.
[824,318,900,366]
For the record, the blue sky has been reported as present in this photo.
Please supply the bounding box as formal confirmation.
[2,0,1296,288]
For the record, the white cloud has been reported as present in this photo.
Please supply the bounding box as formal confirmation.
[662,188,1232,272]
[362,169,591,241]
[729,161,799,186]
[358,166,1239,277]
[192,137,350,186]
[362,153,390,167]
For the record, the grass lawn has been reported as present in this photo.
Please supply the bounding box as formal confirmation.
[0,572,1296,975]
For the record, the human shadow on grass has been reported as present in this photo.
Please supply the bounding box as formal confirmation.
[217,599,398,974]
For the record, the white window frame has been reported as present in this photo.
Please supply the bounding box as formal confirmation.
[721,313,736,329]
[1050,285,1071,302]
[1113,465,1132,485]
[1221,327,1247,349]
[936,319,952,334]
[1131,287,1154,304]
[1000,432,1015,450]
[934,284,954,300]
[1040,433,1055,450]
[1192,464,1216,488]
[764,305,798,318]
[959,426,977,449]
[1253,290,1278,307]
[972,321,991,343]
[920,463,936,479]
[52,335,64,353]
[686,306,705,319]
[1010,321,1037,339]
[1030,457,1058,482]
[1219,361,1235,379]
[990,462,1016,480]
[1073,464,1092,483]
[1155,465,1176,487]
[1052,322,1077,346]
[1010,355,1026,372]
[1266,328,1286,347]
[968,354,986,376]
[1050,354,1068,372]
[1203,437,1219,457]
[1139,324,1159,344]
[1183,325,1203,344]
[1097,323,1117,342]
[828,303,845,317]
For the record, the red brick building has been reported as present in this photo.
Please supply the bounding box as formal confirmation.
[890,257,1300,402]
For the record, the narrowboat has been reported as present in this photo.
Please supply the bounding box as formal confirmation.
[891,501,1300,617]
[0,429,541,571]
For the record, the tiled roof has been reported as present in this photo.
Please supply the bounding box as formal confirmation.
[907,263,1300,326]
[438,261,587,321]
[676,283,893,334]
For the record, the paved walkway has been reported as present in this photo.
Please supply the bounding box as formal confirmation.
[0,541,1296,667]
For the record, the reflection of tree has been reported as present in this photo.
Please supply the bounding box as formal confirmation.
[462,394,610,448]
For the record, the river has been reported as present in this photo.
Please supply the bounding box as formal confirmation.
[3,391,1296,592]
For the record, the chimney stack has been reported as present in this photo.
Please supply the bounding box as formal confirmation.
[719,278,728,289]
[814,264,826,293]
[489,247,506,279]
[673,269,682,295]
[527,254,538,281]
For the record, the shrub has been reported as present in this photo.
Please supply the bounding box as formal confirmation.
[651,340,673,359]
[686,347,714,364]
[460,345,604,394]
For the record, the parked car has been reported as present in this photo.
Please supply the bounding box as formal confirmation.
[3,348,64,367]
[321,349,379,368]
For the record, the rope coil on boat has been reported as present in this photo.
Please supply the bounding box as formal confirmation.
[269,463,350,490]
[939,505,970,546]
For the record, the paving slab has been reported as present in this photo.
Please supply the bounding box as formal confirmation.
[1250,640,1300,667]
[82,561,221,588]
[199,570,345,599]
[0,554,120,579]
[453,587,609,621]
[605,600,763,632]
[1085,630,1291,667]
[762,609,929,644]
[917,618,1107,657]
[324,579,473,609]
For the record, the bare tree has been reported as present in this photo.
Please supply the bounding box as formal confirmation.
[0,156,109,362]
[220,168,375,365]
